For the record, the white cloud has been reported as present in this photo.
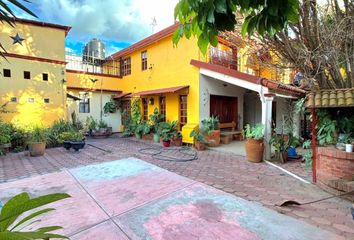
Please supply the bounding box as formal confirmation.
[32,0,178,43]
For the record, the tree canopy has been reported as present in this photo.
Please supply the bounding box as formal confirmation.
[173,0,300,54]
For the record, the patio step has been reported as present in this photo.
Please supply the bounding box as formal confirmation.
[328,179,354,193]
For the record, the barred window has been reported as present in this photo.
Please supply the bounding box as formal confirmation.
[141,51,147,71]
[122,57,131,76]
[79,94,90,113]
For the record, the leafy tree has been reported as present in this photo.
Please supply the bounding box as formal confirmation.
[173,0,299,53]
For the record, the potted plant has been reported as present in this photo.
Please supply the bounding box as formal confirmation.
[269,134,289,163]
[0,122,12,155]
[190,130,207,151]
[149,108,165,143]
[28,127,48,157]
[287,132,300,157]
[159,121,178,147]
[58,131,85,151]
[86,116,97,136]
[134,123,144,139]
[172,132,183,146]
[142,122,153,140]
[341,134,353,152]
[244,124,264,163]
[201,116,220,147]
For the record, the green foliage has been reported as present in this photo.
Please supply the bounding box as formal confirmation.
[316,110,337,146]
[85,116,98,131]
[173,0,299,54]
[103,100,119,114]
[294,97,306,114]
[98,119,108,129]
[149,108,165,134]
[0,192,70,239]
[142,122,152,135]
[201,116,219,135]
[338,116,354,135]
[28,127,48,144]
[269,134,288,153]
[134,123,145,136]
[131,98,142,125]
[190,130,207,143]
[47,119,75,148]
[58,131,84,143]
[158,121,178,141]
[0,122,12,145]
[71,111,83,131]
[244,124,264,140]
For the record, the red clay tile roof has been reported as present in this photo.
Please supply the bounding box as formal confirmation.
[113,92,132,99]
[14,18,71,36]
[109,22,180,59]
[190,59,306,97]
[131,86,189,96]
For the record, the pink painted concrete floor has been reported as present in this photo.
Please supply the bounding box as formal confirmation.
[0,158,342,240]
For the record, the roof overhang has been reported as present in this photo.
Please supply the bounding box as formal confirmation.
[131,86,189,97]
[113,92,132,100]
[66,93,81,101]
[67,86,122,93]
[13,18,71,36]
[191,59,306,98]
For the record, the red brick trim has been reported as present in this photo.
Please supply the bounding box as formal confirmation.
[264,93,276,97]
[190,59,306,97]
[66,69,122,79]
[67,86,122,93]
[3,52,67,65]
[110,22,180,59]
[13,18,71,36]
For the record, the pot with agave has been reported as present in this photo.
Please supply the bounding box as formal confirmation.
[244,124,264,163]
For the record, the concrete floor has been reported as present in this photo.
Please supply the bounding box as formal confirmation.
[212,140,246,156]
[0,158,340,240]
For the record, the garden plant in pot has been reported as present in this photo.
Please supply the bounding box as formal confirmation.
[190,130,207,151]
[269,134,289,163]
[149,108,165,143]
[201,116,220,147]
[28,127,48,157]
[244,124,264,163]
[0,122,12,155]
[134,123,145,139]
[159,121,178,147]
[142,122,153,141]
[172,132,183,146]
[58,131,85,151]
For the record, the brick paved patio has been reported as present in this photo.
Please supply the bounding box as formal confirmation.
[0,136,353,239]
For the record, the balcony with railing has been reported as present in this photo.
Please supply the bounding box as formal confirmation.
[65,52,121,77]
[208,47,238,71]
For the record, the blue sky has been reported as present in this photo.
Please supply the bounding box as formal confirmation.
[14,0,178,56]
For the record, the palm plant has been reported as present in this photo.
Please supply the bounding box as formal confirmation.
[0,192,70,239]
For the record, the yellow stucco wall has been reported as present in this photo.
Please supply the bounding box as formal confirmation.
[66,71,121,91]
[0,21,66,61]
[0,21,67,127]
[117,36,201,125]
[0,59,66,126]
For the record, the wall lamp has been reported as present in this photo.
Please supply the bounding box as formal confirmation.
[149,98,154,105]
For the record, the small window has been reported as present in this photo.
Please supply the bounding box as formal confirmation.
[79,94,90,113]
[121,57,131,76]
[3,69,11,77]
[44,98,50,103]
[42,73,48,81]
[24,71,31,79]
[141,51,147,71]
[10,97,17,102]
[28,98,34,103]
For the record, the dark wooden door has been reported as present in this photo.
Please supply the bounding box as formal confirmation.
[210,95,238,124]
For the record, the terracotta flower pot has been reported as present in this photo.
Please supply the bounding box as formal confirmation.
[245,138,264,163]
[172,138,182,147]
[162,140,171,147]
[195,141,206,151]
[205,130,221,147]
[28,142,46,157]
[142,133,153,141]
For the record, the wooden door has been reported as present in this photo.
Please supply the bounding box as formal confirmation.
[210,95,238,124]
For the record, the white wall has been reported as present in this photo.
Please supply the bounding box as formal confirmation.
[199,74,246,129]
[67,91,122,132]
[244,92,262,126]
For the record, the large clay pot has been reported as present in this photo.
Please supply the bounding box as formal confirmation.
[28,142,46,157]
[245,138,264,163]
[205,130,221,147]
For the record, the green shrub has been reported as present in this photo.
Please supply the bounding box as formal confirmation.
[190,130,207,143]
[0,122,13,145]
[201,116,219,135]
[47,119,74,148]
[28,127,48,143]
[58,131,84,143]
[98,119,108,129]
[245,124,264,140]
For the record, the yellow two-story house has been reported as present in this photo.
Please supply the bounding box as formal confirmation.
[0,18,70,126]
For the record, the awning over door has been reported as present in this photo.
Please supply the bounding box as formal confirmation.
[131,85,189,96]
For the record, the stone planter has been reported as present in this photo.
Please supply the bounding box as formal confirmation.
[245,138,264,163]
[63,141,71,150]
[28,142,46,157]
[71,141,85,152]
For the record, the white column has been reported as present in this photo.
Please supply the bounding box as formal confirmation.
[292,110,301,138]
[261,93,274,160]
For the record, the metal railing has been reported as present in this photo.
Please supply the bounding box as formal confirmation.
[66,53,121,76]
[208,47,238,70]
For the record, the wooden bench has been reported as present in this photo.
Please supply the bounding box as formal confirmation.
[219,121,243,144]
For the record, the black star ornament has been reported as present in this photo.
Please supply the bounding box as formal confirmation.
[11,33,25,45]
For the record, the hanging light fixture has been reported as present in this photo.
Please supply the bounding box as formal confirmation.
[149,97,154,105]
